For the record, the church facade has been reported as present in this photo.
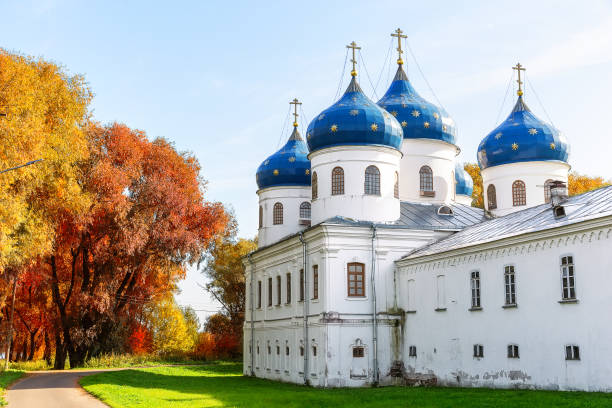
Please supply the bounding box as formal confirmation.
[243,31,612,391]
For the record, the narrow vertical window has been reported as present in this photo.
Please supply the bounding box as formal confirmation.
[408,346,417,357]
[286,273,291,304]
[473,344,484,358]
[276,275,281,306]
[312,172,318,199]
[273,202,283,225]
[299,269,304,301]
[268,277,273,307]
[565,345,580,360]
[257,280,262,309]
[507,344,519,358]
[561,256,576,300]
[364,165,380,195]
[299,202,311,219]
[312,265,319,300]
[436,275,446,310]
[504,265,516,305]
[347,262,365,297]
[394,171,399,199]
[258,206,263,228]
[470,271,481,309]
[544,179,554,203]
[331,167,344,195]
[512,180,526,206]
[487,184,497,210]
[419,166,434,196]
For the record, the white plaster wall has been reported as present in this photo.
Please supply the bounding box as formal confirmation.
[482,161,570,216]
[399,139,459,204]
[309,146,401,225]
[257,186,311,247]
[396,222,612,391]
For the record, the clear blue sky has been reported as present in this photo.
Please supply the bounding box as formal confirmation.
[3,0,612,322]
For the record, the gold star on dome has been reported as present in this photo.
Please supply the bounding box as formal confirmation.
[411,110,420,117]
[273,169,279,175]
[288,157,295,162]
[371,123,378,131]
[305,169,310,175]
[349,109,359,116]
[401,121,408,127]
[391,110,398,117]
[442,125,447,131]
[433,112,439,120]
[550,143,556,150]
[424,122,430,128]
[495,132,503,140]
[330,124,338,132]
[512,143,519,150]
[528,128,538,135]
[307,132,312,139]
[318,114,325,120]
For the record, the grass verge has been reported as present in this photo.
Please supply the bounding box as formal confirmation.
[0,370,25,406]
[80,362,612,408]
[9,354,206,371]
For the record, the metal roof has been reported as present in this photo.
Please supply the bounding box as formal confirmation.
[401,185,612,261]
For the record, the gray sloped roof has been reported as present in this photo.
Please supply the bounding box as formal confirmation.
[400,185,612,261]
[324,201,486,231]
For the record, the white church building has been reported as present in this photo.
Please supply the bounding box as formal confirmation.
[243,32,612,391]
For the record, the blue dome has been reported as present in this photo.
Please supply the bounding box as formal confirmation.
[256,127,311,190]
[378,66,456,145]
[477,96,570,170]
[306,77,403,154]
[455,162,473,197]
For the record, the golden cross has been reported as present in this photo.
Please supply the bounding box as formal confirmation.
[289,98,302,127]
[391,28,407,65]
[513,62,526,96]
[346,41,361,77]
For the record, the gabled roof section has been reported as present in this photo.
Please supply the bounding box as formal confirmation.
[400,185,612,261]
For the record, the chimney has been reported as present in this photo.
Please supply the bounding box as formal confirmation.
[550,180,568,207]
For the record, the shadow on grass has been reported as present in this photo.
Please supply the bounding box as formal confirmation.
[80,363,612,408]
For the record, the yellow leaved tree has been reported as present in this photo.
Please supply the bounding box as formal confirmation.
[144,296,198,355]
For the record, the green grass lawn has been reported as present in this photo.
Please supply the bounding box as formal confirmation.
[80,362,612,408]
[0,370,25,406]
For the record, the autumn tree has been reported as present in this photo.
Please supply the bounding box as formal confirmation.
[568,171,611,196]
[463,163,483,208]
[144,296,198,355]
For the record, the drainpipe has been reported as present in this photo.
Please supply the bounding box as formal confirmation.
[299,231,309,385]
[371,224,379,386]
[247,253,255,377]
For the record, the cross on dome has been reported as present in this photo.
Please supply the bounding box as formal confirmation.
[512,62,526,96]
[290,98,302,127]
[391,28,407,66]
[346,41,361,77]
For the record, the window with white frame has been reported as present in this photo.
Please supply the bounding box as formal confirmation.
[565,345,580,360]
[470,271,481,308]
[507,344,519,358]
[561,256,576,300]
[504,265,516,305]
[473,344,484,358]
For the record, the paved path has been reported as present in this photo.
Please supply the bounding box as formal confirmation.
[6,369,121,408]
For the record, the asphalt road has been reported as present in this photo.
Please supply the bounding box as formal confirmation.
[6,369,118,408]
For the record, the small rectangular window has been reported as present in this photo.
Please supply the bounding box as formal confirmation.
[565,345,580,360]
[312,265,319,300]
[507,344,519,358]
[299,269,304,301]
[312,346,317,357]
[286,273,291,304]
[286,346,290,356]
[408,345,417,357]
[470,271,481,308]
[268,278,273,307]
[353,346,364,358]
[347,263,365,297]
[257,281,262,309]
[276,276,281,306]
[473,344,484,358]
[504,266,516,305]
[561,256,576,300]
[300,346,304,357]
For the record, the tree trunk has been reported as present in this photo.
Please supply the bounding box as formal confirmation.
[43,331,52,366]
[28,330,38,361]
[53,332,66,370]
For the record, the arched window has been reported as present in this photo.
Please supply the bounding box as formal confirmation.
[331,167,344,195]
[419,165,434,195]
[394,171,399,199]
[258,206,263,228]
[273,202,283,225]
[364,165,380,195]
[299,202,311,219]
[512,180,526,206]
[544,179,554,203]
[311,172,318,199]
[487,184,497,210]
